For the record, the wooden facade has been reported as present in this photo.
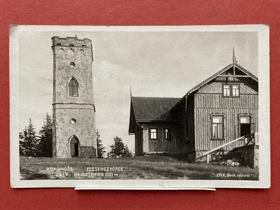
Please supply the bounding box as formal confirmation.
[129,63,258,161]
[129,97,187,156]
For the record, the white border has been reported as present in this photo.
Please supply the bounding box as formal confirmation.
[10,25,270,189]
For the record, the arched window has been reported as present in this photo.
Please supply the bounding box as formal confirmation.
[69,77,78,97]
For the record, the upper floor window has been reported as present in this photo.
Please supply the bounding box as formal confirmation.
[69,77,78,97]
[212,115,224,140]
[223,85,231,96]
[149,128,158,140]
[232,84,240,97]
[222,84,240,97]
[165,129,172,140]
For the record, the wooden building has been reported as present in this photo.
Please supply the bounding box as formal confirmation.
[129,59,258,161]
[129,97,188,156]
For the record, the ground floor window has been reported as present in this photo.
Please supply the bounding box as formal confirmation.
[212,115,224,140]
[149,128,158,140]
[165,128,172,140]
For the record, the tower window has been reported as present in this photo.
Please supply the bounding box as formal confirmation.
[69,77,79,97]
[70,62,75,68]
[70,118,76,124]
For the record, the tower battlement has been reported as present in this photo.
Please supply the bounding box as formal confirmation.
[52,36,92,48]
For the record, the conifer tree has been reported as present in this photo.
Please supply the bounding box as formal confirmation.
[124,144,132,157]
[19,118,38,156]
[37,113,53,157]
[109,136,126,158]
[19,128,27,156]
[96,130,106,158]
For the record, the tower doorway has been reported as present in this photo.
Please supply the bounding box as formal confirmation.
[70,136,79,158]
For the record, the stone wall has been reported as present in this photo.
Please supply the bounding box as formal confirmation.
[80,146,96,158]
[54,105,96,158]
[53,46,94,105]
[52,36,96,158]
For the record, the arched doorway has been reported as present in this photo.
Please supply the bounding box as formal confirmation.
[70,136,79,157]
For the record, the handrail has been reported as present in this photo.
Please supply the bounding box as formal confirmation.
[201,133,256,163]
[203,136,244,156]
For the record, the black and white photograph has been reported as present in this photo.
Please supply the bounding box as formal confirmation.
[10,25,270,189]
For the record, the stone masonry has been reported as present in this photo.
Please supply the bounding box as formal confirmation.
[52,36,97,158]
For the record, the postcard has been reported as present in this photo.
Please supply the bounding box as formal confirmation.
[10,25,270,189]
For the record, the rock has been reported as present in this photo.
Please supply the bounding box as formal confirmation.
[226,160,233,166]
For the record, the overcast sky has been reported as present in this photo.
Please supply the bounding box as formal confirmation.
[19,30,258,154]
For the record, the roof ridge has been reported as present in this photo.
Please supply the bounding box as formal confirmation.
[187,63,233,94]
[132,96,181,99]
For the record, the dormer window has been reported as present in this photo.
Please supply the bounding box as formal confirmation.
[222,84,240,97]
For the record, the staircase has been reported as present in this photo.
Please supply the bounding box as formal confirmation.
[198,133,258,167]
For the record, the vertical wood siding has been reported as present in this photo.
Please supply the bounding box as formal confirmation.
[193,93,258,151]
[134,125,143,156]
[142,122,187,154]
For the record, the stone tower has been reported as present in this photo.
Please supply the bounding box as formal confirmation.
[52,36,96,158]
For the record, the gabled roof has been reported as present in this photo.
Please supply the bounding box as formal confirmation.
[131,97,180,121]
[187,63,258,95]
[169,63,258,112]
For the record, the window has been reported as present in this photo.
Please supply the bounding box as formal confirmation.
[212,115,224,139]
[239,116,251,136]
[69,77,78,97]
[149,128,157,140]
[232,85,239,97]
[223,85,231,97]
[165,129,172,140]
[70,62,75,68]
[222,84,240,97]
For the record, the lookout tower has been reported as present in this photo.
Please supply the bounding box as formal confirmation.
[52,36,96,158]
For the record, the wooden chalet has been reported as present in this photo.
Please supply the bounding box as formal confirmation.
[129,56,258,162]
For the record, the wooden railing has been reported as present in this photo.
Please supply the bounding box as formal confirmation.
[202,133,258,163]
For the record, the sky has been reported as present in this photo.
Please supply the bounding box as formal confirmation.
[19,30,258,154]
